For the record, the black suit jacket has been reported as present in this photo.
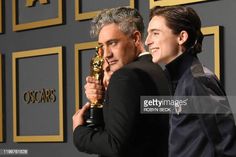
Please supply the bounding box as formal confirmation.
[74,54,170,157]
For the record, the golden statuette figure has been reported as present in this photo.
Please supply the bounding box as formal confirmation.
[86,46,104,126]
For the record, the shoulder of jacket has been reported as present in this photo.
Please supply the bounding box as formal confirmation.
[190,62,219,86]
[110,67,138,82]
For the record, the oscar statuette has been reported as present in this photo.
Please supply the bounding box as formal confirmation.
[86,47,104,127]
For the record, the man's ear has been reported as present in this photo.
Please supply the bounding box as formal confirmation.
[178,30,188,46]
[132,31,142,46]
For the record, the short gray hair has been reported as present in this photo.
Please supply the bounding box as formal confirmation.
[90,7,144,40]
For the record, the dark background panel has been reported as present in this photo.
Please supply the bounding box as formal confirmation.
[17,0,58,23]
[199,35,214,73]
[17,54,59,136]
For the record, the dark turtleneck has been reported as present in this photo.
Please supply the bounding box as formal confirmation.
[165,51,197,94]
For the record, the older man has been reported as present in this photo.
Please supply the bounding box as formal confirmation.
[73,7,170,157]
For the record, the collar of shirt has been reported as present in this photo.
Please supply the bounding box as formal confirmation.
[138,52,150,57]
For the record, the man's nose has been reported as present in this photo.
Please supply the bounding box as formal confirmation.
[103,47,112,59]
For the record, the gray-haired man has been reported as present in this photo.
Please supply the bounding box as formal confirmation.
[73,7,170,157]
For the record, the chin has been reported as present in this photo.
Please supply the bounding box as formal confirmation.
[152,57,160,64]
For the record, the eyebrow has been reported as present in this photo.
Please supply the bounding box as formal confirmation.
[98,39,118,46]
[149,28,161,32]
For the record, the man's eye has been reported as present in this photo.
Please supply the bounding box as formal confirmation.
[153,32,159,36]
[110,41,117,46]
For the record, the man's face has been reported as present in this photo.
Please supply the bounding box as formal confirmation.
[145,16,181,64]
[98,23,138,72]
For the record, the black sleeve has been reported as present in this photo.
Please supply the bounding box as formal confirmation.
[73,69,142,157]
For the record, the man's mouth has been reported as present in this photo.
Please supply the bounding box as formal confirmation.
[150,48,159,54]
[107,60,118,65]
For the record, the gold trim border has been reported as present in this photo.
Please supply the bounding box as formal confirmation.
[201,26,221,80]
[74,41,98,111]
[12,0,63,31]
[75,0,135,21]
[0,54,2,142]
[150,0,207,8]
[12,46,64,142]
